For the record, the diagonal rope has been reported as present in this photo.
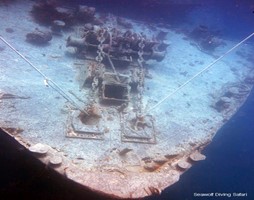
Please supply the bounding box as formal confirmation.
[0,36,85,113]
[146,32,254,114]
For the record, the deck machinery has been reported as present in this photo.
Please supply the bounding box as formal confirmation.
[65,25,169,144]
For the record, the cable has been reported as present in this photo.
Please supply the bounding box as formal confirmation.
[0,36,85,113]
[145,32,254,114]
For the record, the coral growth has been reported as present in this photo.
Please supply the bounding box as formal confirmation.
[76,5,96,23]
[214,96,232,112]
[189,25,224,52]
[31,2,98,27]
[31,1,63,25]
[26,29,52,44]
[213,83,250,113]
[51,20,65,34]
[116,17,133,29]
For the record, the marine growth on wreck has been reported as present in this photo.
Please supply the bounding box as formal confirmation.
[0,1,254,199]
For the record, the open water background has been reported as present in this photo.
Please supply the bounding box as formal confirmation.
[0,0,254,199]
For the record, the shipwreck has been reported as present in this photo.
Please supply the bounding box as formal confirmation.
[0,1,254,199]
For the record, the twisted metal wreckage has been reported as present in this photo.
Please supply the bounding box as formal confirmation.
[65,25,169,143]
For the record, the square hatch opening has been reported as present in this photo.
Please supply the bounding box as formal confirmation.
[104,84,128,100]
[101,72,130,103]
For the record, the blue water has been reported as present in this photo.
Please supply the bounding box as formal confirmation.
[101,1,254,199]
[1,1,254,199]
[145,89,254,199]
[67,0,254,40]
